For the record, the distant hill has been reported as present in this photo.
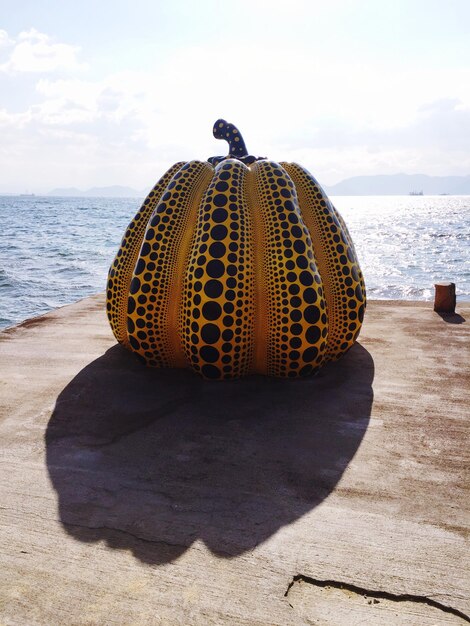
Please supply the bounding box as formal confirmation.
[46,174,470,197]
[324,174,470,196]
[48,185,144,197]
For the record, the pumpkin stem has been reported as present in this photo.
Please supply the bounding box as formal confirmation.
[213,119,249,158]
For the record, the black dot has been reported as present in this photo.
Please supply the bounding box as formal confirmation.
[294,240,306,254]
[128,296,136,314]
[127,317,135,334]
[207,260,225,278]
[214,195,228,208]
[202,301,222,320]
[209,242,226,258]
[303,346,318,362]
[291,226,302,237]
[135,259,146,275]
[130,277,141,294]
[304,305,320,324]
[201,364,221,379]
[290,310,302,322]
[141,242,151,256]
[213,208,228,223]
[300,271,314,286]
[201,324,220,344]
[204,279,223,298]
[304,288,317,304]
[200,346,220,363]
[306,326,321,344]
[211,225,228,240]
[128,336,140,350]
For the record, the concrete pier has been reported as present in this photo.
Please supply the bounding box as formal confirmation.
[0,295,469,625]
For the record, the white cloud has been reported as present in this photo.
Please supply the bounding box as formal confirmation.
[0,29,14,48]
[0,28,86,74]
[0,28,469,192]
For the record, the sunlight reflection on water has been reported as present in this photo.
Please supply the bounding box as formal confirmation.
[0,193,469,329]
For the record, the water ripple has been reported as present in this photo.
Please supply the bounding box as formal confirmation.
[0,193,469,330]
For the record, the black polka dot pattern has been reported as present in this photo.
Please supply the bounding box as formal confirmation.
[251,161,328,377]
[107,154,365,378]
[126,161,214,367]
[212,119,248,158]
[282,162,366,360]
[106,161,185,346]
[180,159,255,379]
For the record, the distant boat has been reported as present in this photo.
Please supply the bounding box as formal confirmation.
[19,193,35,197]
[409,190,423,196]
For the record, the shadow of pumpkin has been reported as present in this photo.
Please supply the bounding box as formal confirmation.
[46,343,374,564]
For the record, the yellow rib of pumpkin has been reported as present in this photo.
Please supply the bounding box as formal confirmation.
[281,162,366,360]
[106,161,184,346]
[251,161,328,377]
[126,161,213,366]
[180,159,255,379]
[333,209,367,307]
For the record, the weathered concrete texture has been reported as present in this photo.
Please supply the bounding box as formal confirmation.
[0,296,469,625]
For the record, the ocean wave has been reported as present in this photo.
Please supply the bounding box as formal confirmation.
[0,268,16,288]
[1,194,469,329]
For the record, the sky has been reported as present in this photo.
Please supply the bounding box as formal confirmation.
[0,0,469,193]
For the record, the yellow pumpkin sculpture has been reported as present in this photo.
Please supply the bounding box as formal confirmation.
[107,120,366,379]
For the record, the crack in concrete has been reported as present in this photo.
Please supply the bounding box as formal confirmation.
[285,574,470,623]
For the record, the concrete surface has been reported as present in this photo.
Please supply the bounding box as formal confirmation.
[0,295,468,625]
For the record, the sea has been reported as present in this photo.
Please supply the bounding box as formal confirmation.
[0,194,469,330]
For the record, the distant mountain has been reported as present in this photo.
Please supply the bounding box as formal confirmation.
[324,174,470,196]
[46,174,470,198]
[48,185,144,197]
[47,187,83,196]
